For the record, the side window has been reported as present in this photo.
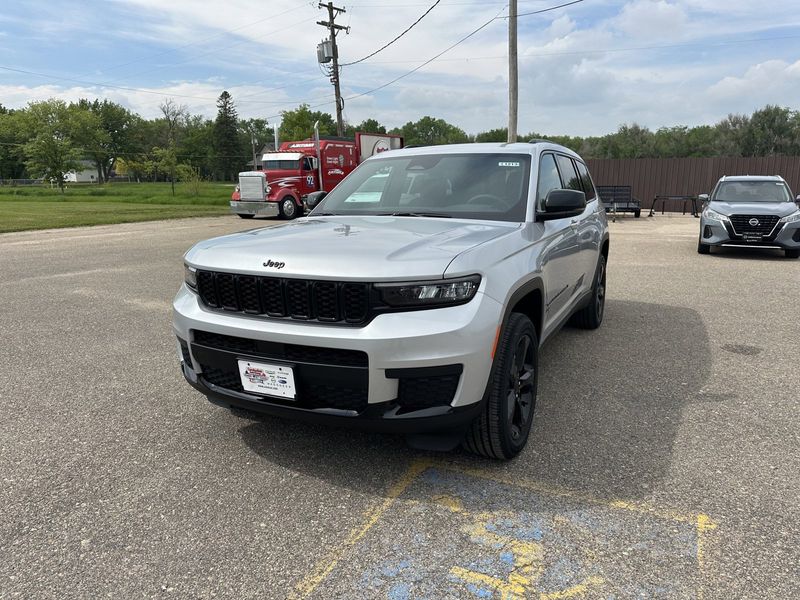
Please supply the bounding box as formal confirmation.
[575,161,596,200]
[536,154,561,210]
[302,157,313,171]
[555,155,582,191]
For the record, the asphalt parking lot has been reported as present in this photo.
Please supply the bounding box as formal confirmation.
[1,214,798,599]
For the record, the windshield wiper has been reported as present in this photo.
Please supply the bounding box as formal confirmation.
[378,211,452,218]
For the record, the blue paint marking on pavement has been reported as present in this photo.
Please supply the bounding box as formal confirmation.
[330,467,705,599]
[466,583,494,598]
[388,582,411,600]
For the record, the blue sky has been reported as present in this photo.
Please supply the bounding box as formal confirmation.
[1,0,799,136]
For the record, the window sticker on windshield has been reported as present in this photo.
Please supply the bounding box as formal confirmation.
[498,161,520,167]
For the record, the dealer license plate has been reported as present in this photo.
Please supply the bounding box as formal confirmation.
[237,360,296,399]
[742,233,762,243]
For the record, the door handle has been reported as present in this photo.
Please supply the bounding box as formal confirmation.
[570,218,579,228]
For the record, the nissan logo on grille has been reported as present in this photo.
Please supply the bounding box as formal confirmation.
[263,259,285,269]
[749,218,760,226]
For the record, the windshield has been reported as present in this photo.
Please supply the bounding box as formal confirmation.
[713,181,792,203]
[263,160,300,170]
[311,153,531,222]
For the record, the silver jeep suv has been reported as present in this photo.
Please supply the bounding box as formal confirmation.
[698,175,800,258]
[173,143,610,459]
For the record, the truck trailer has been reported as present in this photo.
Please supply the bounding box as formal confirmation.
[230,132,403,220]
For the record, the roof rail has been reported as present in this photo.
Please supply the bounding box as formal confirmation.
[526,138,553,144]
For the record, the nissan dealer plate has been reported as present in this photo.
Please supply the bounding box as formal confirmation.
[237,360,296,399]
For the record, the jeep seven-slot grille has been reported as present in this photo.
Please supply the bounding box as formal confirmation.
[728,214,781,237]
[196,270,371,324]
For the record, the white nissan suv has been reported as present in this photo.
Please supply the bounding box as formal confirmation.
[173,142,609,459]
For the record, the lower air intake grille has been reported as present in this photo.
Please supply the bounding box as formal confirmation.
[398,375,460,409]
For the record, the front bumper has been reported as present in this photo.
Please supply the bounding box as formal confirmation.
[700,217,800,249]
[230,201,279,217]
[172,285,502,432]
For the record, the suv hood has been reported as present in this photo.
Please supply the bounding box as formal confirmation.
[185,216,520,280]
[710,201,799,217]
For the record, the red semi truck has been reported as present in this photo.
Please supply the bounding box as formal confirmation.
[230,132,403,220]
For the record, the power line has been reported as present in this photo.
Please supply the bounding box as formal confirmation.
[260,0,583,119]
[511,0,584,18]
[340,0,442,67]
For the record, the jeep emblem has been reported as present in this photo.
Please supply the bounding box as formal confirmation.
[263,260,285,269]
[749,218,759,226]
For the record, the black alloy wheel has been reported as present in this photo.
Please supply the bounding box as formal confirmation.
[506,332,536,443]
[464,312,538,460]
[572,254,607,329]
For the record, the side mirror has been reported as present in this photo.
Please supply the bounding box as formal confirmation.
[539,189,586,220]
[306,190,327,210]
[795,194,800,203]
[698,193,709,202]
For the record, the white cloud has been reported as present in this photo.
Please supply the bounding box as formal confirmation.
[614,1,689,40]
[4,0,800,137]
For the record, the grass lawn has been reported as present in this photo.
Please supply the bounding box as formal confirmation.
[0,182,235,233]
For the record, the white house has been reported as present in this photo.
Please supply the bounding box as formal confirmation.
[63,160,98,183]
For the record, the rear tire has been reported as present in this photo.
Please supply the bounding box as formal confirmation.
[279,196,299,220]
[572,254,606,330]
[237,214,255,219]
[697,240,710,254]
[463,313,538,460]
[786,249,800,258]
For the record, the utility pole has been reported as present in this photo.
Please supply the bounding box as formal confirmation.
[317,2,348,137]
[507,0,518,143]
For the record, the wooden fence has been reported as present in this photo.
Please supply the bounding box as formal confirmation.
[586,156,800,213]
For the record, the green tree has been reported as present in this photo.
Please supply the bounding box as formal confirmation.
[21,100,86,192]
[180,115,214,177]
[741,105,796,156]
[350,118,386,134]
[389,116,469,146]
[279,104,336,141]
[0,109,27,179]
[213,91,242,181]
[712,113,749,157]
[474,128,508,142]
[158,99,187,195]
[239,117,272,169]
[73,99,138,183]
[152,146,178,186]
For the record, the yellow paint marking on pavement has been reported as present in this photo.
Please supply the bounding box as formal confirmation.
[432,494,465,513]
[695,513,718,600]
[539,576,605,599]
[451,510,544,598]
[287,458,431,600]
[450,566,526,600]
[445,463,700,524]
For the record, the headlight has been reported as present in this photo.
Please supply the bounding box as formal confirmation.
[376,276,481,308]
[702,208,730,222]
[779,210,800,224]
[184,264,197,290]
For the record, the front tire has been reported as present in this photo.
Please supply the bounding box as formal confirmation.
[786,249,800,258]
[572,254,606,329]
[697,240,710,254]
[279,197,299,220]
[463,313,538,460]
